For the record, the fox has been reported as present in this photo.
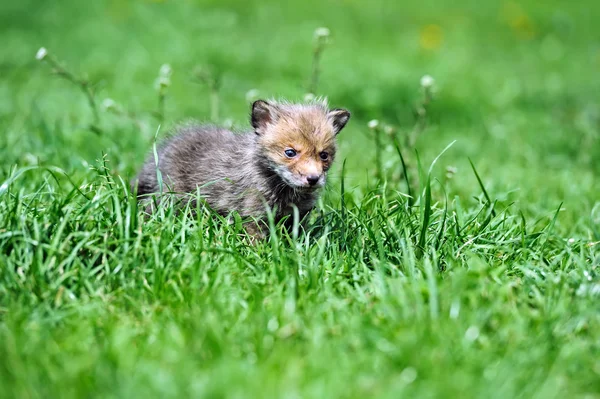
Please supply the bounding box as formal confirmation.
[134,99,351,238]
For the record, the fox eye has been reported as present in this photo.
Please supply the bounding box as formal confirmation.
[319,151,329,161]
[284,149,297,158]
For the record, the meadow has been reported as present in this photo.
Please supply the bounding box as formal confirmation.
[1,0,599,397]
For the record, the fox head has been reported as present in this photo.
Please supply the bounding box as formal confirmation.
[251,99,350,190]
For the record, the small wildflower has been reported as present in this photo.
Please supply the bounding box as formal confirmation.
[420,74,435,89]
[157,76,170,88]
[314,27,330,41]
[367,119,380,130]
[419,24,443,50]
[568,238,576,244]
[36,47,48,61]
[245,89,260,102]
[223,118,234,129]
[102,98,117,111]
[446,166,458,179]
[159,64,172,78]
[155,64,172,91]
[383,125,396,136]
[303,93,316,102]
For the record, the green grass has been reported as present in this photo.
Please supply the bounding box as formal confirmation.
[1,0,600,397]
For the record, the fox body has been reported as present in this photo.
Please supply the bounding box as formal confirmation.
[134,99,350,236]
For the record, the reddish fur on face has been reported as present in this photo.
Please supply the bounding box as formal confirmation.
[258,105,337,187]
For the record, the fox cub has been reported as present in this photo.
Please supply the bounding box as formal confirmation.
[134,99,351,238]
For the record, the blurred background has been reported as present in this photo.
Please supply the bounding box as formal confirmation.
[1,0,599,234]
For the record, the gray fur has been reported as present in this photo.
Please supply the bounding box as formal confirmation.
[134,101,350,237]
[136,125,312,216]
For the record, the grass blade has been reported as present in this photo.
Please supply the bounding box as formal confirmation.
[393,139,413,206]
[469,158,496,217]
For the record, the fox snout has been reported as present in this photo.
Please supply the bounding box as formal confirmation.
[306,174,320,186]
[297,169,324,188]
[294,162,325,188]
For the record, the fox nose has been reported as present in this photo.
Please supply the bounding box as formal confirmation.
[306,175,320,186]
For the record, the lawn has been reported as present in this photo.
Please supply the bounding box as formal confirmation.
[1,0,599,397]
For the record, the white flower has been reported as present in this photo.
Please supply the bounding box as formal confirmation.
[245,89,260,102]
[36,47,48,61]
[159,64,172,78]
[223,118,234,129]
[157,76,170,88]
[420,74,435,88]
[303,93,316,102]
[446,166,457,179]
[367,119,380,129]
[314,27,330,40]
[102,98,117,111]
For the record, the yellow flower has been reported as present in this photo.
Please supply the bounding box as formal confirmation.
[419,25,443,51]
[501,1,536,40]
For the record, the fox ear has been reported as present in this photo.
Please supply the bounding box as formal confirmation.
[328,108,351,134]
[251,100,276,135]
